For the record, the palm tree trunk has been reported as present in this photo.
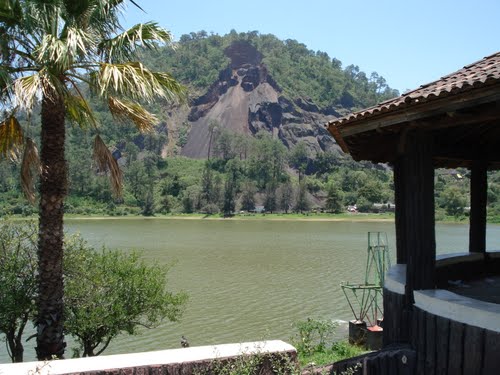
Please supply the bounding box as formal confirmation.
[36,91,67,360]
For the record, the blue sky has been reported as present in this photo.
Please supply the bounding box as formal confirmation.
[124,0,500,93]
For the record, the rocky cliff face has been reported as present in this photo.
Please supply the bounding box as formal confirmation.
[180,41,340,159]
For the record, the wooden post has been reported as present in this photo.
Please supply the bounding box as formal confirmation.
[469,160,488,253]
[402,130,436,303]
[393,158,406,264]
[385,130,435,346]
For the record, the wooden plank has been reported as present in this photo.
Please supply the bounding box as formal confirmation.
[447,320,464,375]
[364,355,377,375]
[384,289,410,346]
[463,325,484,375]
[483,330,500,375]
[416,309,427,375]
[394,158,406,264]
[378,351,390,375]
[469,161,488,253]
[398,349,417,375]
[383,288,392,346]
[339,88,500,138]
[403,130,436,297]
[386,350,401,375]
[410,306,419,349]
[435,315,450,375]
[425,312,436,375]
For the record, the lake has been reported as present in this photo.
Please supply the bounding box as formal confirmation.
[4,218,500,362]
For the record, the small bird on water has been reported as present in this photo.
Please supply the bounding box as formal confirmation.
[181,335,189,348]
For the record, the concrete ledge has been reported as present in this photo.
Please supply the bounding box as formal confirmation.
[0,340,296,375]
[436,252,484,267]
[384,264,406,295]
[488,250,500,259]
[414,289,500,332]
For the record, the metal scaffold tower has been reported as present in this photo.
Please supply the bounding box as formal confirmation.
[341,232,391,348]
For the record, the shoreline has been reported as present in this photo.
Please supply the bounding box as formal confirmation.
[63,212,396,222]
[7,213,494,225]
[57,213,474,225]
[64,215,396,222]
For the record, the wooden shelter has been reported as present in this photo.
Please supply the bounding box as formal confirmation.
[327,52,500,374]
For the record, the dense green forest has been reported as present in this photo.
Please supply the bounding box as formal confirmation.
[142,30,399,109]
[2,125,499,221]
[1,31,499,221]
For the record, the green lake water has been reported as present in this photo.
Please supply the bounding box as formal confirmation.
[3,218,500,362]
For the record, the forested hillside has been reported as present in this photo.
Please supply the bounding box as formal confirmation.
[1,31,499,221]
[143,30,399,110]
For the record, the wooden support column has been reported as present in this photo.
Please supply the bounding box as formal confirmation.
[393,158,406,264]
[403,130,436,303]
[469,160,488,253]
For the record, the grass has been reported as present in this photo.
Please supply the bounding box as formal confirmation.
[6,210,500,225]
[291,318,366,369]
[297,341,365,367]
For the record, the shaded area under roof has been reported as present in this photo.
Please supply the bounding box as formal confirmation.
[326,52,500,169]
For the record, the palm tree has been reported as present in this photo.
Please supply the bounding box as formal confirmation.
[0,0,185,360]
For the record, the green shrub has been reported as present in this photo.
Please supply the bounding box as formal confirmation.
[292,318,364,366]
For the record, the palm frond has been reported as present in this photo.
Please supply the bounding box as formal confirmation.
[93,134,123,197]
[65,93,98,129]
[65,26,96,58]
[108,96,157,132]
[78,0,123,37]
[94,62,186,103]
[12,70,67,113]
[99,22,173,62]
[0,65,13,100]
[34,34,72,70]
[20,137,41,204]
[0,115,23,160]
[12,73,42,112]
[0,0,22,27]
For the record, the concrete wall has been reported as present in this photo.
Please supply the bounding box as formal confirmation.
[0,340,296,375]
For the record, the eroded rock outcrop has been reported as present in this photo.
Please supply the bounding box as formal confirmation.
[181,40,340,159]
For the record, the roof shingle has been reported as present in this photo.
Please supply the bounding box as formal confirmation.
[327,51,500,128]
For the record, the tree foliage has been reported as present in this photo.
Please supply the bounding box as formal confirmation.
[438,186,468,217]
[0,0,186,359]
[142,30,399,109]
[325,184,344,214]
[2,26,500,220]
[64,237,187,357]
[0,220,37,363]
[0,220,187,361]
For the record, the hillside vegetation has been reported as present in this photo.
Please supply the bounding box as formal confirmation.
[1,31,499,221]
[142,30,399,110]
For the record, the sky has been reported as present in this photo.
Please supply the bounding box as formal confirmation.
[124,0,500,93]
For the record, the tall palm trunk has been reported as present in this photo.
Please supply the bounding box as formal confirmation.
[36,91,67,360]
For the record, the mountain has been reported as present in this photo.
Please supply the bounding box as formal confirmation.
[181,40,338,159]
[0,31,417,217]
[138,31,400,160]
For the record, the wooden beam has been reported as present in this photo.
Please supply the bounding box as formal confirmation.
[338,87,500,138]
[420,102,500,132]
[469,161,488,253]
[402,130,436,304]
[433,157,500,170]
[393,158,406,264]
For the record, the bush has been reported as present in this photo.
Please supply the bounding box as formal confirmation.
[201,203,220,215]
[292,318,337,356]
[0,219,38,362]
[0,220,188,361]
[292,318,364,367]
[64,237,188,357]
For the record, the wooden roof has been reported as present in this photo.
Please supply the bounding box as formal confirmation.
[326,52,500,168]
